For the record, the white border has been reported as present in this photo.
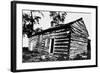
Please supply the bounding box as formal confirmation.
[16,3,96,70]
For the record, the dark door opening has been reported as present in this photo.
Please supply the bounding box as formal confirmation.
[50,38,54,53]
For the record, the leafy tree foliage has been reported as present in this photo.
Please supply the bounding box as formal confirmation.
[50,11,67,27]
[22,11,43,37]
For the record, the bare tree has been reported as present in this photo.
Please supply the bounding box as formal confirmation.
[22,10,44,37]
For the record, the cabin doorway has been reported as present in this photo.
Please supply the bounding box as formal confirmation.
[49,38,54,54]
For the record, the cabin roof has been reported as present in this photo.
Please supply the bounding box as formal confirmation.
[31,18,89,37]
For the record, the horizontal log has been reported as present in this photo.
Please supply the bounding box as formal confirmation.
[70,41,87,46]
[54,52,68,55]
[55,36,69,39]
[54,29,70,33]
[55,42,69,44]
[70,46,87,50]
[54,47,68,49]
[54,50,68,52]
[55,39,69,42]
[55,43,69,46]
